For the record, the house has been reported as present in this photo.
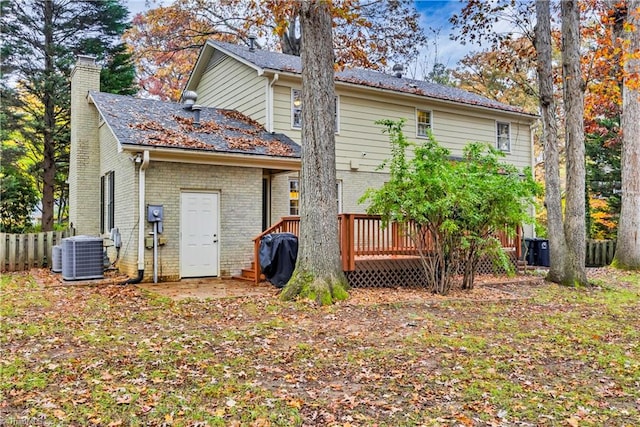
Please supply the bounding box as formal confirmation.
[69,55,300,282]
[69,40,537,283]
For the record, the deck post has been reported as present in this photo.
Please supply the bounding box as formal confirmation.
[515,225,522,260]
[340,214,348,271]
[253,237,260,286]
[348,214,356,271]
[340,213,356,271]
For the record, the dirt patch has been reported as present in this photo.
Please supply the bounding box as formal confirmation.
[137,278,278,300]
[30,268,545,302]
[346,275,544,305]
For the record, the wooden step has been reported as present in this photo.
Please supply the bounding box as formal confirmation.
[232,268,256,281]
[232,262,265,282]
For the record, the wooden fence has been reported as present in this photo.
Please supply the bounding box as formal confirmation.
[0,229,76,272]
[586,239,616,267]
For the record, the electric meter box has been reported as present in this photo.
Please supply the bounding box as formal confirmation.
[147,204,164,222]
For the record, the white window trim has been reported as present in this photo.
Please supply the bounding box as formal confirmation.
[496,121,512,153]
[289,178,300,216]
[416,108,433,138]
[291,88,302,129]
[334,95,340,134]
[336,180,343,213]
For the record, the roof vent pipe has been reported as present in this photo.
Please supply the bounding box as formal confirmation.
[192,105,201,127]
[248,34,257,52]
[393,63,404,78]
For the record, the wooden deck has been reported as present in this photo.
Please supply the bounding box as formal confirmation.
[243,214,522,287]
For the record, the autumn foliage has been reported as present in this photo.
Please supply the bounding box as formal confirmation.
[124,0,426,101]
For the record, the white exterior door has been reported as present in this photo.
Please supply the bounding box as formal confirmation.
[180,192,219,277]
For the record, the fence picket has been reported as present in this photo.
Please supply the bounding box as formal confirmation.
[27,233,36,269]
[17,234,26,271]
[0,233,6,272]
[585,239,616,267]
[0,229,76,272]
[8,234,17,271]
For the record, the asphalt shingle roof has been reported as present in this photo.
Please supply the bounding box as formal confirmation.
[213,40,534,116]
[89,91,300,158]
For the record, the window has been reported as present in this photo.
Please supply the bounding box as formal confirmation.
[289,179,299,215]
[291,88,339,132]
[292,89,302,129]
[497,122,511,152]
[100,175,105,233]
[102,171,115,232]
[288,178,342,214]
[417,109,432,137]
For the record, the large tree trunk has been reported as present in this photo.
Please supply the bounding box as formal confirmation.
[560,0,588,285]
[614,0,640,269]
[535,0,569,282]
[41,0,56,231]
[281,0,348,304]
[280,14,301,56]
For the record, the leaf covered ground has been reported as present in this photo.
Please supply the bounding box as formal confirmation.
[1,269,639,426]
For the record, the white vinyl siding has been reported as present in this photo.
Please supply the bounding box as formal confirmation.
[273,84,533,171]
[430,111,530,169]
[325,93,414,172]
[195,55,266,125]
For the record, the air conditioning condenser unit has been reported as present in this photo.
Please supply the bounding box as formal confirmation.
[62,236,104,281]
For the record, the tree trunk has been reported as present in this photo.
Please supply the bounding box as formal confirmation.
[41,0,56,231]
[281,0,348,304]
[560,0,588,285]
[281,15,301,56]
[614,0,640,269]
[535,0,569,282]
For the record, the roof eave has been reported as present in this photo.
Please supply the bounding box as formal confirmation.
[260,68,537,121]
[120,143,301,170]
[88,92,126,150]
[334,80,539,121]
[184,42,215,92]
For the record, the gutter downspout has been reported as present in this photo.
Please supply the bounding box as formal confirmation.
[268,73,279,132]
[122,150,149,285]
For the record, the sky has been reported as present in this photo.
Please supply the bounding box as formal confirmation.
[124,0,474,70]
[413,1,470,67]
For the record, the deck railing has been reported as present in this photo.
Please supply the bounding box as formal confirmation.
[252,214,521,285]
[339,214,521,271]
[252,216,300,284]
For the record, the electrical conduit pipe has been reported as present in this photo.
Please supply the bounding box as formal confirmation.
[122,150,149,285]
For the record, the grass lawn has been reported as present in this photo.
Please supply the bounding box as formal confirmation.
[1,269,638,426]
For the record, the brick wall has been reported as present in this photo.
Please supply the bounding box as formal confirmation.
[69,57,101,235]
[336,170,388,213]
[143,162,263,281]
[98,127,138,277]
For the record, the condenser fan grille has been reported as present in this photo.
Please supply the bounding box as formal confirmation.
[62,236,104,281]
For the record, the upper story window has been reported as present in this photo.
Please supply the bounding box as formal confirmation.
[292,90,303,129]
[496,121,511,152]
[417,109,432,137]
[291,88,339,132]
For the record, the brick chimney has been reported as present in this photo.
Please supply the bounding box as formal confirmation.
[69,55,101,235]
